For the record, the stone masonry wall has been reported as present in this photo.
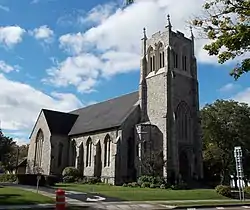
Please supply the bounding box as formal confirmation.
[50,134,70,175]
[120,105,140,182]
[71,128,120,185]
[26,111,51,175]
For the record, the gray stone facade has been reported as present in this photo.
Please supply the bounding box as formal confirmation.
[26,22,203,185]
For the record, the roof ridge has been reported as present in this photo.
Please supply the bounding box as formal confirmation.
[70,90,138,113]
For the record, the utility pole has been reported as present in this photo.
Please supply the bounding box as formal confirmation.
[234,146,245,201]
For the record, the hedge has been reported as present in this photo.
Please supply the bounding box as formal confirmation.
[0,174,17,183]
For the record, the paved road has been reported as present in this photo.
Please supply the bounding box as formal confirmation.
[173,207,250,210]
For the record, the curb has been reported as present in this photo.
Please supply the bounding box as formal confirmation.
[172,203,250,209]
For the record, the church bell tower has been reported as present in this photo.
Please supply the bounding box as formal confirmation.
[137,15,203,182]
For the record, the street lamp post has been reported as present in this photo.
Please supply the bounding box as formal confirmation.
[234,146,245,201]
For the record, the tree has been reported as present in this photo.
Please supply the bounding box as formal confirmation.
[0,129,29,173]
[0,129,16,172]
[201,100,250,185]
[140,150,166,177]
[191,0,250,79]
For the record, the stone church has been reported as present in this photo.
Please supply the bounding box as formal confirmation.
[27,19,203,185]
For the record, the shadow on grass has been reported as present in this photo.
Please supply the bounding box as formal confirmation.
[0,194,45,205]
[231,191,250,200]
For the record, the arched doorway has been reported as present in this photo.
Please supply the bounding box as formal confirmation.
[179,150,190,182]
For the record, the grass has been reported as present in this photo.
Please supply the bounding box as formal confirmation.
[0,186,54,205]
[55,183,230,201]
[166,200,250,208]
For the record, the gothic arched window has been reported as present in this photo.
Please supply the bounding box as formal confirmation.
[158,42,165,69]
[71,140,76,166]
[104,135,111,167]
[173,51,179,69]
[148,46,155,73]
[34,129,44,168]
[57,143,63,167]
[176,101,191,142]
[86,138,92,167]
[182,47,187,71]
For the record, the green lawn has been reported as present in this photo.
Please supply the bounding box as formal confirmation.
[0,186,54,205]
[166,200,250,208]
[55,183,230,201]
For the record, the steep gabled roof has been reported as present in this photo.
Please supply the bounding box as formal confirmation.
[68,91,139,136]
[42,109,78,135]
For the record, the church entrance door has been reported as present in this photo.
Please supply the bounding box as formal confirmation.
[179,150,190,182]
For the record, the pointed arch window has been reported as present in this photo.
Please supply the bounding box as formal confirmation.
[104,135,111,167]
[71,140,77,166]
[173,50,178,68]
[176,102,191,142]
[182,56,187,71]
[158,42,165,69]
[86,138,92,167]
[181,47,187,71]
[148,47,155,73]
[34,129,44,168]
[58,143,63,167]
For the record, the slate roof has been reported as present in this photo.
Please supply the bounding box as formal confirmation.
[42,109,78,135]
[68,91,139,136]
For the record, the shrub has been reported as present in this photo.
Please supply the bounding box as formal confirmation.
[0,174,17,183]
[62,167,80,178]
[150,183,157,188]
[63,176,75,183]
[171,182,188,190]
[131,182,139,187]
[160,184,166,189]
[87,177,101,184]
[138,175,165,186]
[215,185,231,197]
[244,186,250,194]
[122,183,128,187]
[151,176,165,185]
[141,182,150,188]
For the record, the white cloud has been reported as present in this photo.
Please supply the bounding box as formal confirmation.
[50,0,219,93]
[59,33,86,55]
[79,3,117,25]
[0,73,83,132]
[45,54,101,93]
[0,5,10,12]
[0,61,18,73]
[0,26,25,47]
[218,83,239,93]
[13,137,29,146]
[30,25,54,43]
[233,88,250,105]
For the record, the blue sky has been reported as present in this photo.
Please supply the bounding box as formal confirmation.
[0,0,249,145]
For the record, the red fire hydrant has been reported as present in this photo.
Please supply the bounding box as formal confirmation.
[55,189,66,210]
